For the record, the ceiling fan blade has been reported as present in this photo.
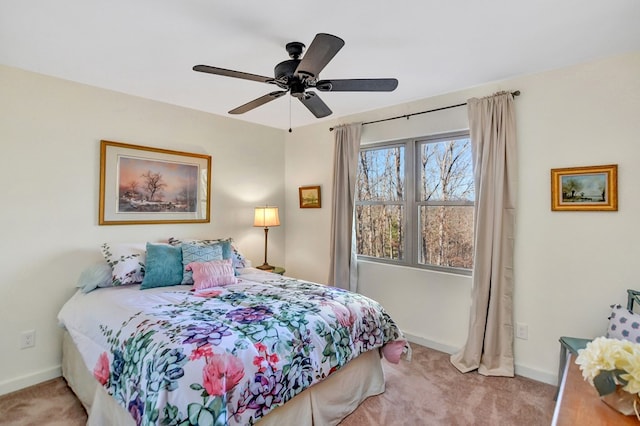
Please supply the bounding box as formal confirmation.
[298,92,332,118]
[295,33,345,78]
[229,91,287,114]
[315,78,399,92]
[193,65,274,84]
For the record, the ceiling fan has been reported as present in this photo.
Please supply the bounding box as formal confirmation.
[193,33,398,119]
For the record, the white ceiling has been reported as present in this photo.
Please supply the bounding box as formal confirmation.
[1,1,639,130]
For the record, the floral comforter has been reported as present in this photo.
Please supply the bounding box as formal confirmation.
[58,271,406,426]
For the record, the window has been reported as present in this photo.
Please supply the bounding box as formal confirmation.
[355,144,405,261]
[355,132,474,274]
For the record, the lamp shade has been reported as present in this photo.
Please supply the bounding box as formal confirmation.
[253,207,280,227]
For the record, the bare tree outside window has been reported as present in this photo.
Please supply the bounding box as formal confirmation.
[418,138,474,269]
[355,132,474,274]
[356,145,404,260]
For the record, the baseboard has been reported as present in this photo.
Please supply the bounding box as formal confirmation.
[514,364,556,386]
[0,365,61,396]
[403,333,557,386]
[404,332,459,355]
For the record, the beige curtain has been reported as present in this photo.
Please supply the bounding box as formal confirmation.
[450,91,517,377]
[328,123,362,291]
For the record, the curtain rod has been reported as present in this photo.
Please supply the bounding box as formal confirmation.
[329,90,520,131]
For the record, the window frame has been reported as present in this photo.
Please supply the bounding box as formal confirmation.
[355,141,407,262]
[355,130,473,276]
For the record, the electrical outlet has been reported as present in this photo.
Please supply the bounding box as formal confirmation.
[516,323,528,340]
[20,330,36,349]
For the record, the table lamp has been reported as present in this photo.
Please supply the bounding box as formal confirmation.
[253,206,280,270]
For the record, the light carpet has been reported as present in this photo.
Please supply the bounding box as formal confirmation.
[0,344,555,425]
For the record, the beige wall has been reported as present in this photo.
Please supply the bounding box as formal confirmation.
[285,52,640,384]
[0,65,286,394]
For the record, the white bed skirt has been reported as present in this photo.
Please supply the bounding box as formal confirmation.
[62,331,385,425]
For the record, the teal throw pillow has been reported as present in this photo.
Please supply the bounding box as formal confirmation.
[140,243,184,289]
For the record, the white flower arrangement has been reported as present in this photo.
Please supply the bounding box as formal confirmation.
[575,336,640,397]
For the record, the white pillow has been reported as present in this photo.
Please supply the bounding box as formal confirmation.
[100,242,146,286]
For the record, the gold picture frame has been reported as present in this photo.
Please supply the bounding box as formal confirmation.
[299,185,321,208]
[550,164,617,211]
[99,140,211,225]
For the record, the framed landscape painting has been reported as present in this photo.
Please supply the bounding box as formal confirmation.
[299,185,321,208]
[99,140,211,225]
[550,164,617,211]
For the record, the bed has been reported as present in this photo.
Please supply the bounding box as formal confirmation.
[58,250,408,426]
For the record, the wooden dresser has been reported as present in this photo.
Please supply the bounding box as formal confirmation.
[552,353,638,425]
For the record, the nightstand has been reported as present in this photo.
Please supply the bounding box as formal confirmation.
[271,267,285,275]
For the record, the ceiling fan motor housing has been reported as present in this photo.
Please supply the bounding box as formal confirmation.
[274,59,300,81]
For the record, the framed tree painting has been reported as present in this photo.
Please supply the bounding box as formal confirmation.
[550,164,617,211]
[99,140,211,225]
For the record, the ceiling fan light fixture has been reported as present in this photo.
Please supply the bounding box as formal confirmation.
[290,79,306,98]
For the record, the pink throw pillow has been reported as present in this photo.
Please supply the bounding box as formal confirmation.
[186,259,237,290]
[382,340,406,364]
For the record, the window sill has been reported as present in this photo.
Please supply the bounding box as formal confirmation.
[357,258,472,277]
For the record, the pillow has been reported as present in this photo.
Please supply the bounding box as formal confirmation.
[180,242,224,284]
[76,263,113,293]
[230,244,248,270]
[168,237,231,255]
[169,237,246,273]
[140,243,184,289]
[606,304,640,343]
[187,259,237,290]
[100,243,146,286]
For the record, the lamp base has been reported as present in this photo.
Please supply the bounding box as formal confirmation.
[256,263,275,271]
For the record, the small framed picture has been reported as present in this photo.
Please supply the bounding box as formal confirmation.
[550,164,617,211]
[299,185,321,208]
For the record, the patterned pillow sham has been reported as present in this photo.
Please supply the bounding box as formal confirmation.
[606,304,640,343]
[230,244,248,270]
[100,243,146,286]
[180,242,224,285]
[168,237,247,273]
[186,259,237,290]
[140,243,184,289]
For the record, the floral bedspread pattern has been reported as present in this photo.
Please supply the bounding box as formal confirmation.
[59,274,406,426]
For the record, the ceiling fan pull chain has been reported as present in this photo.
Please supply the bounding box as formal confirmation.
[288,95,292,133]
